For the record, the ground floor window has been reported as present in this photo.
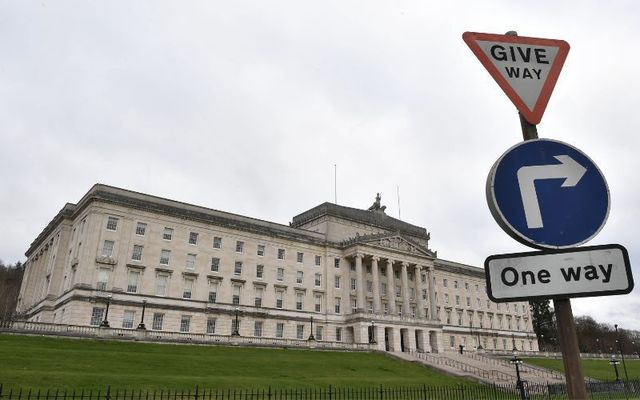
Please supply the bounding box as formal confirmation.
[90,307,104,326]
[180,315,191,332]
[276,323,284,338]
[122,310,135,329]
[336,327,342,342]
[207,318,216,334]
[254,321,263,337]
[152,313,164,330]
[296,324,304,339]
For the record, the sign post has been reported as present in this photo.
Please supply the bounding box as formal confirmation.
[464,30,591,399]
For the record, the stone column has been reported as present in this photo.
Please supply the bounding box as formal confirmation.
[400,262,410,316]
[427,265,437,320]
[355,253,365,312]
[371,257,381,313]
[414,266,426,319]
[407,328,417,352]
[386,259,396,314]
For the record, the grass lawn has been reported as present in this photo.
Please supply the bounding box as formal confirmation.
[523,357,640,381]
[0,334,477,390]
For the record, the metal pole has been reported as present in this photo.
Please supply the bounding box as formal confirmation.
[308,317,315,340]
[231,307,240,336]
[100,296,111,327]
[137,299,147,330]
[614,324,630,383]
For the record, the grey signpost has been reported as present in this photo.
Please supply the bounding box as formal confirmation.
[464,30,634,399]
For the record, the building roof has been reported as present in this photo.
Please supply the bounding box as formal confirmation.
[291,202,430,240]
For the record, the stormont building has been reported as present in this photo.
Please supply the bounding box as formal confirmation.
[16,184,538,353]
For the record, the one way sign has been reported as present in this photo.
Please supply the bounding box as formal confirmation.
[463,32,570,124]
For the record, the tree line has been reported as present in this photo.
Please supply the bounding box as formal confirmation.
[530,299,640,356]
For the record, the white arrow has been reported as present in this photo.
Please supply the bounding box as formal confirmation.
[516,155,587,229]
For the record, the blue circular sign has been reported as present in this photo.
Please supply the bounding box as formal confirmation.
[487,139,609,249]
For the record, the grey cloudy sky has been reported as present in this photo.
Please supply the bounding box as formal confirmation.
[1,1,639,329]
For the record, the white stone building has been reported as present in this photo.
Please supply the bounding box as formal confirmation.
[16,184,538,352]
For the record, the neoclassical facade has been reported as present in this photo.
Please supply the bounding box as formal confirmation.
[16,185,538,352]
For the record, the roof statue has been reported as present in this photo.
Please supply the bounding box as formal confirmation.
[368,193,386,213]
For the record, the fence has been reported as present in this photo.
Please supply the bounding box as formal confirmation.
[2,381,640,400]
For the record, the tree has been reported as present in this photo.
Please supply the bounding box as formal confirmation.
[0,261,25,320]
[529,299,556,349]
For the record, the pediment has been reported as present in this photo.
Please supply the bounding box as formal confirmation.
[350,233,436,258]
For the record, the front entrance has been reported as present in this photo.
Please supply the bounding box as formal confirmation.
[384,329,390,351]
[400,328,406,352]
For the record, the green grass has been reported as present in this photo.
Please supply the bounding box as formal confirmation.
[523,357,640,381]
[0,334,477,390]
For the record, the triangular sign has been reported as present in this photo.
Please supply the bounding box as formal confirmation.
[463,32,570,124]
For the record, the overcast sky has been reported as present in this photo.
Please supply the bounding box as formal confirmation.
[1,1,639,330]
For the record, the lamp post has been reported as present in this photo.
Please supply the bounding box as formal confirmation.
[510,352,527,400]
[512,333,517,351]
[609,355,621,382]
[137,299,147,330]
[369,321,376,344]
[308,316,315,341]
[231,307,240,336]
[596,338,601,356]
[614,324,629,384]
[100,295,112,327]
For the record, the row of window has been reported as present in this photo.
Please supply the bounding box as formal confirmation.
[449,335,535,352]
[106,217,330,265]
[90,307,344,340]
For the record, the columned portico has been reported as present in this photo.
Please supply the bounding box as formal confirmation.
[415,266,425,318]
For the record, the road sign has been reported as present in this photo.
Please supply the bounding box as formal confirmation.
[485,244,634,302]
[487,138,609,249]
[463,32,570,124]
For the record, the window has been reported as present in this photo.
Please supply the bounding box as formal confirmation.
[394,270,400,279]
[97,267,110,291]
[183,278,194,298]
[256,264,264,279]
[457,313,462,325]
[422,289,428,300]
[276,323,284,338]
[314,273,322,287]
[254,321,263,337]
[296,324,304,339]
[232,286,241,305]
[122,310,135,329]
[455,295,460,305]
[127,270,140,293]
[257,244,265,256]
[255,287,263,307]
[367,280,373,293]
[296,271,303,284]
[444,293,449,304]
[465,282,469,291]
[381,282,387,295]
[208,285,217,303]
[315,295,322,312]
[475,284,479,292]
[297,252,304,263]
[160,249,171,265]
[335,327,342,342]
[315,255,321,266]
[316,326,323,341]
[135,222,147,236]
[334,276,341,289]
[446,311,451,324]
[366,265,371,274]
[454,280,459,289]
[380,266,386,276]
[152,313,164,330]
[334,297,341,314]
[334,258,340,268]
[90,307,104,326]
[234,261,243,275]
[213,236,222,249]
[101,240,115,257]
[466,297,471,307]
[351,278,356,290]
[163,227,173,241]
[207,318,216,334]
[350,263,356,272]
[277,268,284,281]
[395,285,401,297]
[296,292,304,310]
[188,232,199,245]
[235,241,244,253]
[186,253,196,270]
[443,278,448,288]
[383,302,388,314]
[421,274,427,283]
[410,288,415,299]
[408,272,413,281]
[276,291,283,309]
[277,248,285,260]
[351,298,357,313]
[106,217,118,231]
[180,315,191,332]
[131,245,143,261]
[211,257,220,272]
[367,301,373,313]
[450,336,456,348]
[155,274,169,296]
[231,318,240,335]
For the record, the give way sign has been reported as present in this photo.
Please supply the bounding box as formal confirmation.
[463,32,570,124]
